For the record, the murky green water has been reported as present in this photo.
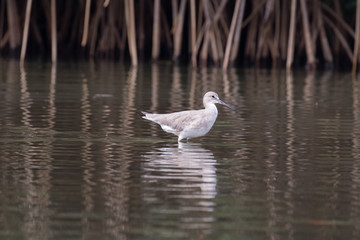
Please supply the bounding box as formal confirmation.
[1,60,360,239]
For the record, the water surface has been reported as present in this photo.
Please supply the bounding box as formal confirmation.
[0,60,360,239]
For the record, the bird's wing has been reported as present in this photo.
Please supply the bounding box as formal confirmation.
[144,110,203,134]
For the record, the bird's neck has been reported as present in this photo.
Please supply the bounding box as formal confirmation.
[205,103,218,114]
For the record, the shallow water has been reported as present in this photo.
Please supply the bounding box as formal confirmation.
[1,60,360,239]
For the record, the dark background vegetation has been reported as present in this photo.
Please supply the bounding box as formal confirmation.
[1,0,359,70]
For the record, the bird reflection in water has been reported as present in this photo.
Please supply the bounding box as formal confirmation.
[141,142,217,233]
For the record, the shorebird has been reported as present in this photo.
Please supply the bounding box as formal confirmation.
[142,91,235,142]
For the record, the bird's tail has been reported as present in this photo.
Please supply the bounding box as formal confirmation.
[141,111,149,119]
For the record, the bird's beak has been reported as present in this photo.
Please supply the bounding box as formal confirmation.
[218,99,236,111]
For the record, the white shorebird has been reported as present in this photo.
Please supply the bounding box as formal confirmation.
[142,91,235,142]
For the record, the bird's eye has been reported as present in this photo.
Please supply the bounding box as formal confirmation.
[212,95,215,98]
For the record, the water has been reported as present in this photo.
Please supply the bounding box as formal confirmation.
[1,60,360,239]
